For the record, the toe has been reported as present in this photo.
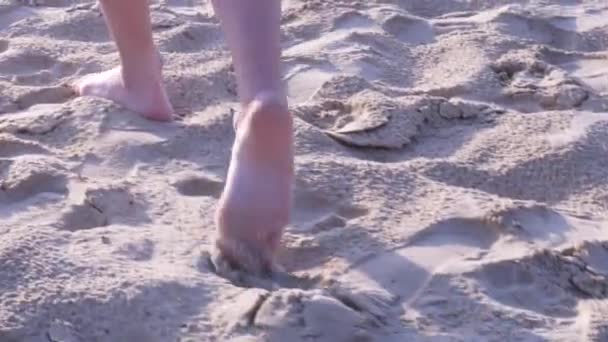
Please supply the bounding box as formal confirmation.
[208,243,286,290]
[213,236,277,276]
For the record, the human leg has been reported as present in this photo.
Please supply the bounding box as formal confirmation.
[211,0,293,274]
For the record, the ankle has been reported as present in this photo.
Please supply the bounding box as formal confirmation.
[236,92,291,133]
[121,50,163,88]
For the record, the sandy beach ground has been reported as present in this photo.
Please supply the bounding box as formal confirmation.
[1,0,608,341]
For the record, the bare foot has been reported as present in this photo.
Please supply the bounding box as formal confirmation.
[73,62,173,121]
[213,93,293,276]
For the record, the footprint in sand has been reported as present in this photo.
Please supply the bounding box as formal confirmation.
[332,10,375,32]
[13,86,74,110]
[55,183,150,231]
[491,50,590,110]
[381,13,435,45]
[290,188,369,234]
[57,202,108,231]
[0,50,78,86]
[274,190,372,271]
[0,156,68,202]
[486,204,571,245]
[466,240,608,320]
[83,184,150,225]
[114,238,156,262]
[171,171,224,198]
[0,103,71,136]
[491,9,608,53]
[0,50,64,74]
[8,10,110,43]
[467,256,578,318]
[0,40,78,88]
[284,63,336,105]
[340,216,502,304]
[149,7,184,31]
[541,49,608,99]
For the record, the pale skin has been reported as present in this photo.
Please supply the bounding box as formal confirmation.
[75,0,293,275]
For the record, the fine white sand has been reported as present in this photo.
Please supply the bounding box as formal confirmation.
[1,1,608,341]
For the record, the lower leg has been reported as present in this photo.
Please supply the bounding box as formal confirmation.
[74,0,172,121]
[211,0,293,275]
[212,0,285,109]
